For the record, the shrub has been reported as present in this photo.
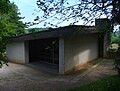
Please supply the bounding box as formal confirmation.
[114,48,120,75]
[115,58,120,75]
[0,52,8,68]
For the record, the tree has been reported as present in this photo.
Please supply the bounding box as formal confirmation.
[27,0,120,29]
[112,29,120,43]
[0,0,11,14]
[0,0,25,66]
[26,28,48,33]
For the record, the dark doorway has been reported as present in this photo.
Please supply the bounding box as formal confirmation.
[98,34,104,57]
[29,38,59,65]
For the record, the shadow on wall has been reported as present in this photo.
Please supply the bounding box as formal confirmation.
[64,34,98,72]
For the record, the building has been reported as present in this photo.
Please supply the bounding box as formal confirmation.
[6,19,110,74]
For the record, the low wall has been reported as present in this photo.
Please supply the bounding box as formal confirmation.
[6,41,27,64]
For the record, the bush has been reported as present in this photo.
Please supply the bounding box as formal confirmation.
[114,48,120,75]
[0,52,8,68]
[115,58,120,75]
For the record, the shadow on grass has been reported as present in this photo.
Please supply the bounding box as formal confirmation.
[65,75,120,91]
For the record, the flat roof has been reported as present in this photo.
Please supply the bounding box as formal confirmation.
[10,25,98,42]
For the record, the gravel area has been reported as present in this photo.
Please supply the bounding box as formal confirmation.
[0,59,117,91]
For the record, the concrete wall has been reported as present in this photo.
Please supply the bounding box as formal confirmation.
[6,41,29,64]
[59,38,65,74]
[64,34,98,72]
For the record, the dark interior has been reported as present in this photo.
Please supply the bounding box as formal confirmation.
[29,38,59,65]
[98,34,104,57]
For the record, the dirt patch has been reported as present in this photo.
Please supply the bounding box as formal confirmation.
[65,58,100,75]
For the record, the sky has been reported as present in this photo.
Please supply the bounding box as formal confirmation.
[8,0,119,31]
[9,0,85,28]
[9,0,38,23]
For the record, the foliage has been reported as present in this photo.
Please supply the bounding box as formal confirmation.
[114,46,120,75]
[115,58,120,75]
[25,28,48,34]
[111,30,120,43]
[0,0,11,14]
[111,30,120,74]
[65,75,120,91]
[26,0,120,28]
[0,0,25,64]
[0,52,8,68]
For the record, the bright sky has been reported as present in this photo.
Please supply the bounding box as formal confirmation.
[8,0,119,31]
[9,0,85,28]
[9,0,38,23]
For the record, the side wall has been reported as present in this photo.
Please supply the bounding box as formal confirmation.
[6,41,29,64]
[64,34,98,72]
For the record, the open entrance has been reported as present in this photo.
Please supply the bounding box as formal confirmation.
[98,34,104,57]
[29,38,59,64]
[29,38,59,73]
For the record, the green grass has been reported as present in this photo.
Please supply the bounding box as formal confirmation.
[65,75,120,91]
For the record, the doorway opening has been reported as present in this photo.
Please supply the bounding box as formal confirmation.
[29,38,59,65]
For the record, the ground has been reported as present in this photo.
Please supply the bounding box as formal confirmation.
[0,59,117,91]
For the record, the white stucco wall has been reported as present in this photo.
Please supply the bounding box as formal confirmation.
[64,34,98,72]
[6,41,28,64]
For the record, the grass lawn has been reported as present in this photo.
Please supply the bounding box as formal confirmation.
[65,75,120,91]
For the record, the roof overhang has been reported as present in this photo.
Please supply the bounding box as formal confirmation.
[10,25,99,42]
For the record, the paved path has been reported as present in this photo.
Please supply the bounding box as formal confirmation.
[0,59,117,91]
